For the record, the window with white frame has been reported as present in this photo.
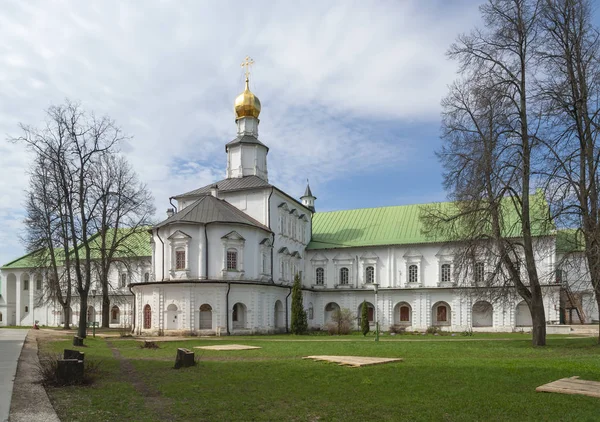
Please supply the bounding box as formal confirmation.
[227,249,238,270]
[168,230,191,277]
[259,238,272,277]
[340,267,349,285]
[23,279,29,291]
[175,249,186,270]
[408,265,418,283]
[316,267,324,285]
[440,263,451,283]
[365,266,375,284]
[474,262,485,284]
[221,231,246,278]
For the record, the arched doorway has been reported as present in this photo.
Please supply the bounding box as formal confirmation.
[232,302,246,329]
[432,301,451,326]
[472,301,493,327]
[515,301,532,326]
[143,305,152,329]
[111,306,121,324]
[166,304,178,330]
[394,302,412,325]
[87,306,96,324]
[199,304,212,330]
[324,302,340,323]
[274,300,284,329]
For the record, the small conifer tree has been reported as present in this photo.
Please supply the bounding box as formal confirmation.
[361,300,370,336]
[290,274,308,334]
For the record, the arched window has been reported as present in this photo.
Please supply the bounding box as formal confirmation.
[143,304,152,329]
[0,312,2,322]
[120,273,127,288]
[25,306,29,313]
[111,306,120,324]
[394,302,412,325]
[36,276,42,290]
[227,249,238,270]
[359,302,374,322]
[339,267,349,285]
[408,265,418,283]
[144,272,150,283]
[474,262,485,284]
[316,267,324,285]
[365,266,375,284]
[175,249,186,270]
[432,301,451,326]
[199,304,212,329]
[262,253,268,273]
[308,303,314,320]
[440,263,451,283]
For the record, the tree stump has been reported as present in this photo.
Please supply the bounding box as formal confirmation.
[73,336,84,347]
[64,349,85,361]
[174,348,195,369]
[57,359,84,384]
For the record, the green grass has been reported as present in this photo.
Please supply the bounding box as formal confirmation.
[40,334,600,421]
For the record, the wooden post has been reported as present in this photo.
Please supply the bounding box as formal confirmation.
[64,349,85,361]
[57,359,84,384]
[73,336,84,347]
[174,348,195,369]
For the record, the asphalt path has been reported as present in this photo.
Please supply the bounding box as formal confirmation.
[0,329,28,422]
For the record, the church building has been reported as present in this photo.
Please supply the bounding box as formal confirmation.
[2,62,595,333]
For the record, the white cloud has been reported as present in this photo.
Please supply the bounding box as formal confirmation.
[0,0,480,265]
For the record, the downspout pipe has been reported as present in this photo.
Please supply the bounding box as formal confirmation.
[128,285,136,334]
[156,229,165,281]
[204,223,209,279]
[285,286,292,333]
[226,281,231,335]
[267,188,274,282]
[169,197,178,213]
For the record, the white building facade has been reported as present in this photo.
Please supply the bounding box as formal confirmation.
[2,73,587,333]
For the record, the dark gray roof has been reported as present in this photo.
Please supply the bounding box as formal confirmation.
[225,135,268,152]
[174,175,272,198]
[302,183,314,198]
[155,195,271,232]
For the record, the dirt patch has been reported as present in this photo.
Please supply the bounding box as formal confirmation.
[106,340,175,420]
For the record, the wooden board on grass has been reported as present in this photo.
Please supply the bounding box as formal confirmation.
[195,344,262,351]
[536,376,600,399]
[303,355,402,367]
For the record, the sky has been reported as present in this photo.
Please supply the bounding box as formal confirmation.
[0,0,492,266]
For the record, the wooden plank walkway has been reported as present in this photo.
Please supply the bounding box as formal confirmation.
[536,376,600,399]
[194,344,262,351]
[303,355,402,367]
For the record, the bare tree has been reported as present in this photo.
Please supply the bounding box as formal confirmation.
[537,0,600,340]
[425,0,552,346]
[14,101,124,338]
[88,154,154,328]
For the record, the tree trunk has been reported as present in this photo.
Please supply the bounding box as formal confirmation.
[530,294,547,347]
[62,304,71,330]
[77,291,88,339]
[596,294,600,344]
[101,292,110,328]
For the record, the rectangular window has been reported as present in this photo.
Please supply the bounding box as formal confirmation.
[474,262,485,284]
[441,264,451,283]
[23,279,29,291]
[408,265,418,283]
[176,250,186,270]
[340,267,349,285]
[316,268,324,285]
[120,273,127,288]
[226,250,237,270]
[36,278,42,290]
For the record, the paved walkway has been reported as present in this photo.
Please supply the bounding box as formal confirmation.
[9,330,60,422]
[0,329,28,422]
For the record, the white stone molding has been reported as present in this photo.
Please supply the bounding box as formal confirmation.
[403,249,423,287]
[167,230,192,280]
[333,253,354,288]
[221,231,246,279]
[310,253,328,288]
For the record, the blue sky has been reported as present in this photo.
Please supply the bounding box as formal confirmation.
[0,0,574,266]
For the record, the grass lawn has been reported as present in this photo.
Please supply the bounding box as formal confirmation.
[39,333,600,421]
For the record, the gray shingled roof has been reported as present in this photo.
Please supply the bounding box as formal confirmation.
[225,135,268,152]
[173,175,272,199]
[155,195,271,232]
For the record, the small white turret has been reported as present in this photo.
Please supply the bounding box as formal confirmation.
[300,180,316,212]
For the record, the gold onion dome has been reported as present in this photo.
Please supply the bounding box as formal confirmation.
[234,78,261,119]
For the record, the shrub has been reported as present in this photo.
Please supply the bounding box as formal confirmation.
[291,274,308,334]
[389,325,407,335]
[461,329,474,336]
[360,301,370,336]
[426,326,446,335]
[37,353,102,387]
[328,307,355,335]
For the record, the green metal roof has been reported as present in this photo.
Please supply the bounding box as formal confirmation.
[1,228,152,270]
[556,229,585,254]
[308,191,553,250]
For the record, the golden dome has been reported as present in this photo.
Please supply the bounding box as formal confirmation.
[234,78,261,119]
